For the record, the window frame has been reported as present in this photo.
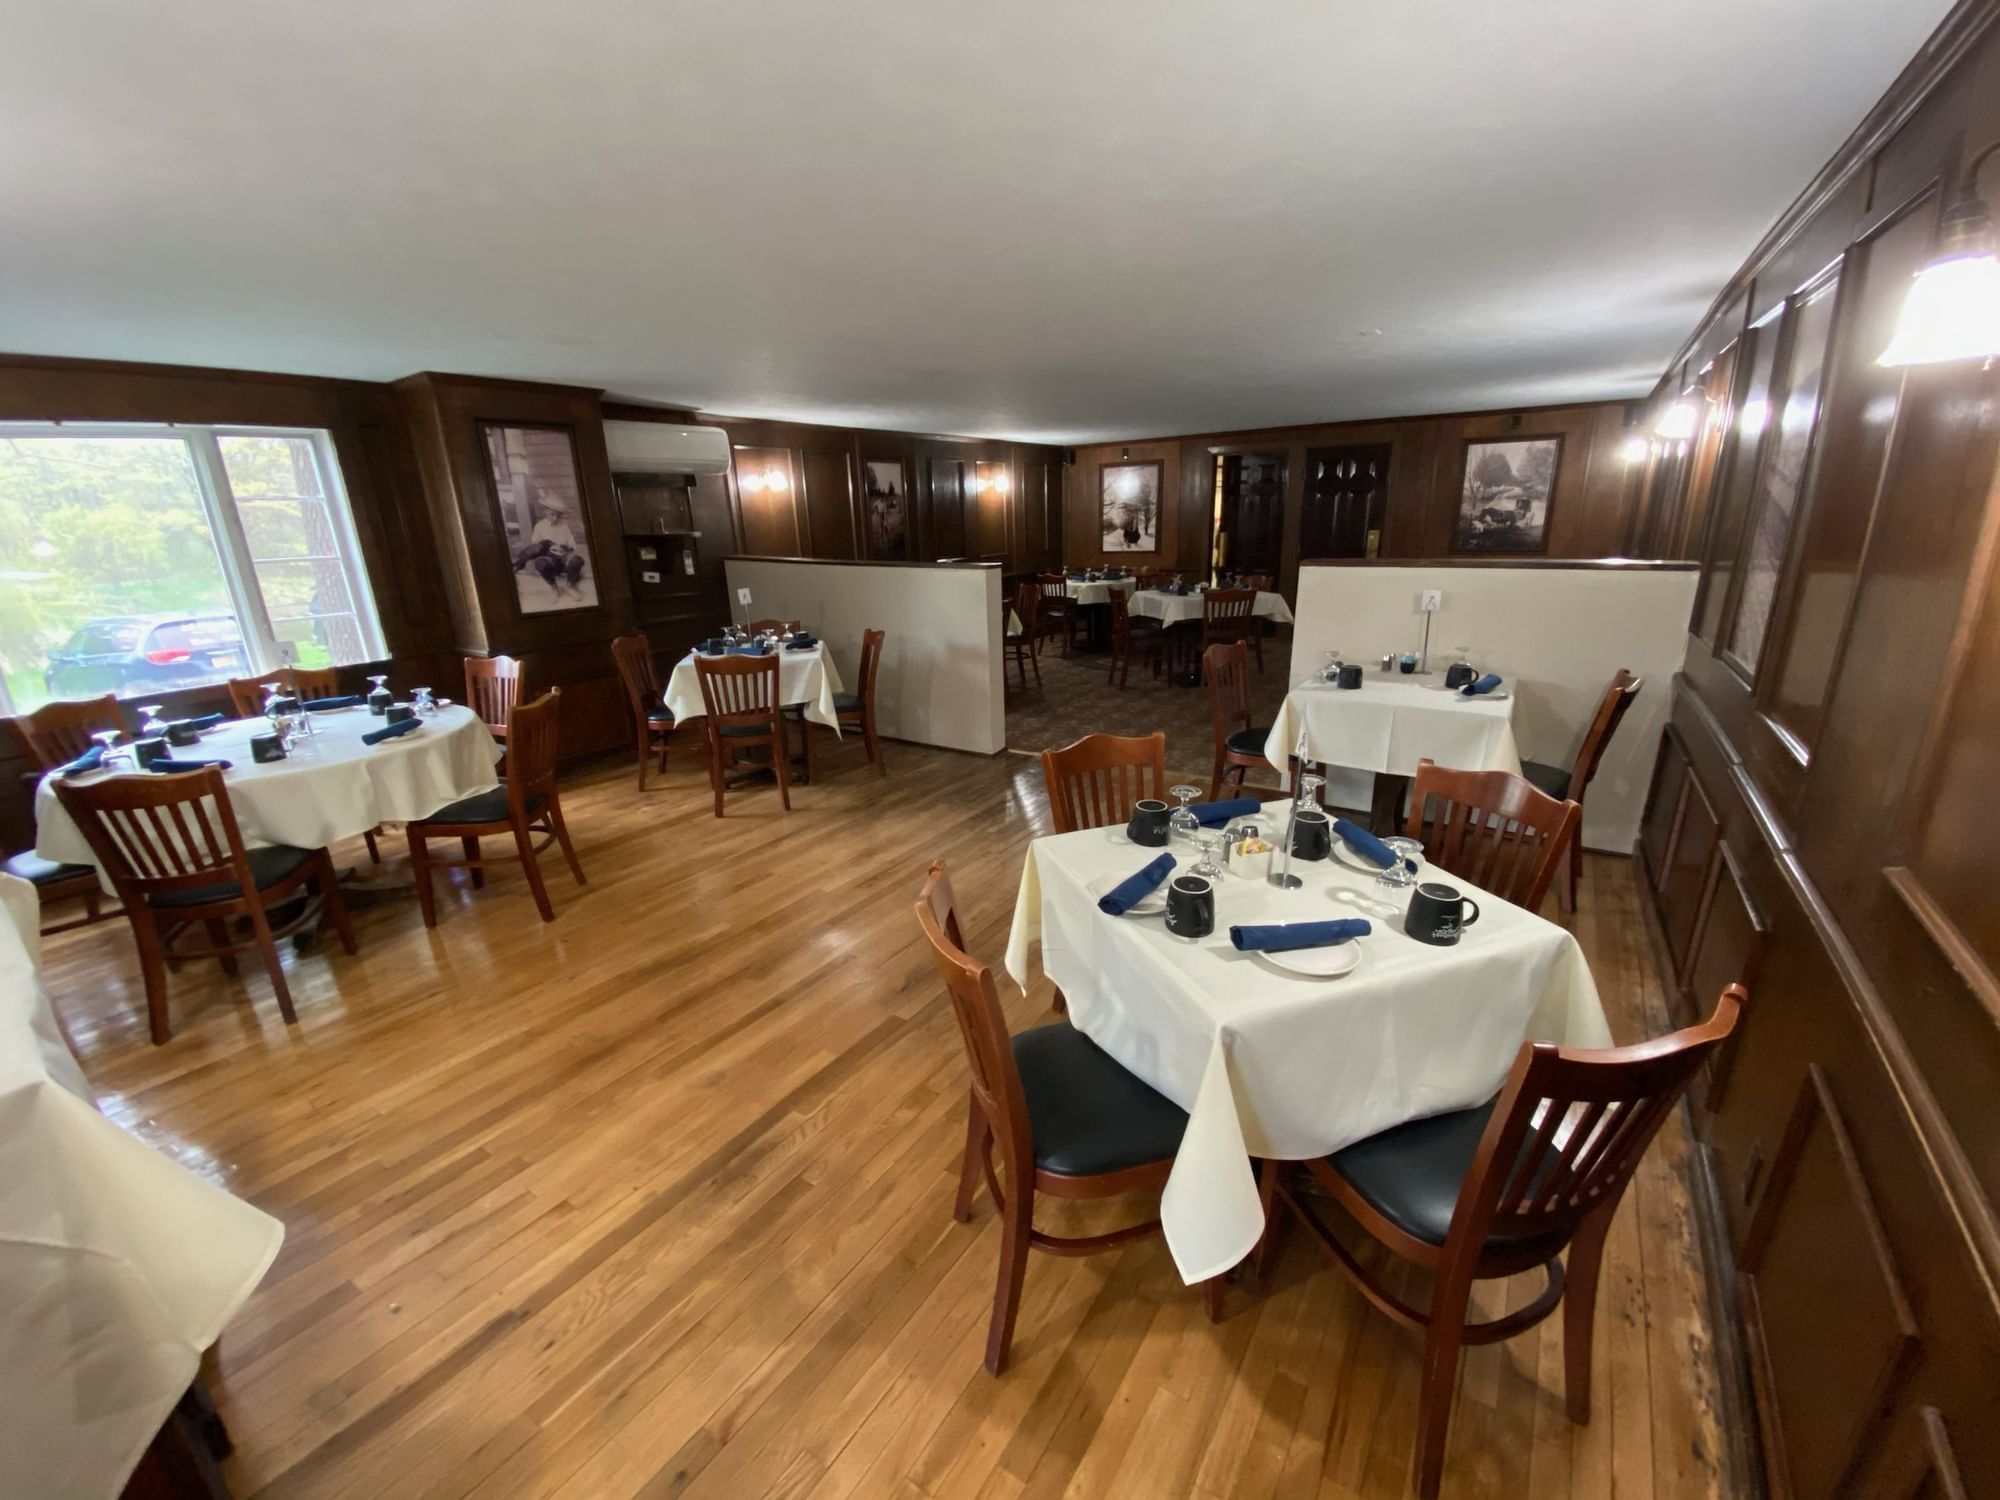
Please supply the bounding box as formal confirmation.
[0,421,386,705]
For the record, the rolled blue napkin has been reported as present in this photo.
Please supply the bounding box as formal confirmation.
[185,712,224,731]
[362,717,421,746]
[1332,816,1400,869]
[57,745,107,778]
[785,634,817,650]
[304,694,364,711]
[728,644,770,657]
[1189,796,1261,827]
[1460,672,1503,697]
[149,756,233,773]
[1230,918,1371,952]
[1097,852,1176,916]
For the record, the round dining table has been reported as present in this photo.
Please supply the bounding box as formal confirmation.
[33,704,504,870]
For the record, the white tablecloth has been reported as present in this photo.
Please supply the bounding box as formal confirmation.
[1059,577,1139,607]
[1004,824,1609,1283]
[0,873,284,1499]
[1130,589,1294,628]
[34,705,503,868]
[1263,677,1520,778]
[663,644,845,730]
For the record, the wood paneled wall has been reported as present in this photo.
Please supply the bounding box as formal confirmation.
[1632,4,2000,1494]
[1063,400,1648,593]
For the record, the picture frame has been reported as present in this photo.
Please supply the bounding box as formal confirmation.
[1099,460,1163,553]
[862,459,910,560]
[1452,435,1562,553]
[480,421,600,614]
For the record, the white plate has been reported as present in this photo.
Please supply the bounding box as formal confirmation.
[1330,840,1420,877]
[1254,940,1363,979]
[1089,869,1169,918]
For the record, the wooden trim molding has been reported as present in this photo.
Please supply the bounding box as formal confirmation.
[1882,866,2000,1026]
[1297,557,1698,572]
[724,554,1001,571]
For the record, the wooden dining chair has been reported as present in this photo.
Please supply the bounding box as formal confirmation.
[746,617,801,635]
[1200,587,1262,674]
[694,653,791,817]
[1202,642,1274,801]
[1521,670,1643,913]
[1404,758,1581,912]
[53,767,355,1043]
[1240,573,1274,593]
[1035,573,1075,657]
[18,695,121,770]
[226,666,340,718]
[1040,731,1170,833]
[1006,583,1043,689]
[826,628,887,777]
[1249,984,1745,1498]
[1105,591,1164,689]
[917,859,1194,1374]
[463,654,524,744]
[407,688,585,925]
[3,849,113,935]
[609,634,675,790]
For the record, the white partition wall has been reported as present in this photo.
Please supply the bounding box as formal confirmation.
[724,558,1005,755]
[1289,563,1697,852]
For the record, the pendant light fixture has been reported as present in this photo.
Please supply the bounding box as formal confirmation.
[1880,141,2000,367]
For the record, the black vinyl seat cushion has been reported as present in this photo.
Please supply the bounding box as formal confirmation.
[716,721,772,739]
[1521,759,1572,801]
[1327,1099,1567,1254]
[146,845,315,909]
[1226,726,1271,756]
[418,784,545,825]
[832,690,863,714]
[1011,1024,1187,1177]
[3,850,93,886]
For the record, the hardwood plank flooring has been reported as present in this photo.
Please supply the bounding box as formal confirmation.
[39,740,1745,1500]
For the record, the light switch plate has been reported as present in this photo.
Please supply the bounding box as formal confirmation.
[736,586,752,605]
[1420,588,1443,613]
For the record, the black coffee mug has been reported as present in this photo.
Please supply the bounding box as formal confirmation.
[134,736,170,768]
[250,733,288,764]
[1337,663,1363,689]
[1164,874,1215,939]
[386,703,417,725]
[165,720,201,747]
[1290,806,1333,861]
[1404,881,1482,945]
[1444,662,1475,690]
[1127,798,1171,847]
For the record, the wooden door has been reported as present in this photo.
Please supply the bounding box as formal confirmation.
[928,458,966,560]
[1300,443,1390,559]
[1215,451,1285,575]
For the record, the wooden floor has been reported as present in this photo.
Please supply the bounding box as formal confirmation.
[45,740,1741,1500]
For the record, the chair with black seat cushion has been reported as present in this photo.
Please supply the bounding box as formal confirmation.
[1006,584,1043,690]
[1105,591,1163,689]
[694,652,792,817]
[407,688,584,925]
[917,859,1204,1375]
[1200,587,1262,674]
[1520,670,1641,913]
[823,628,887,777]
[226,667,340,719]
[609,634,675,790]
[18,695,122,771]
[1406,757,1580,912]
[463,654,523,747]
[1202,641,1274,801]
[53,767,354,1043]
[1035,573,1075,657]
[1250,984,1743,1498]
[3,849,114,935]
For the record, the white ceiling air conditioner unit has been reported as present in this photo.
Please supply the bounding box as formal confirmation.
[602,419,732,477]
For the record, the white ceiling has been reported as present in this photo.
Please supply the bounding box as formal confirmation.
[0,1,1951,443]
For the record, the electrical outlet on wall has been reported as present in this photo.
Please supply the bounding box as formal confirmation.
[1420,588,1443,613]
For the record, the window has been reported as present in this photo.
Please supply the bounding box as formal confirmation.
[0,424,384,714]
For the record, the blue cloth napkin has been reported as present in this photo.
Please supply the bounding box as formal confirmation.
[1332,816,1402,869]
[304,694,364,711]
[1230,918,1371,953]
[1097,853,1176,916]
[785,634,817,650]
[149,756,233,773]
[1190,796,1261,827]
[728,644,770,657]
[57,745,107,778]
[1460,672,1503,697]
[184,712,224,731]
[362,718,421,746]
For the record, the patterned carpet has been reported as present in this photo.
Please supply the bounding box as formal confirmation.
[1003,627,1294,788]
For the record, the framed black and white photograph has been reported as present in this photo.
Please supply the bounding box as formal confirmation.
[482,422,599,613]
[1453,436,1561,553]
[1099,461,1162,553]
[863,459,909,560]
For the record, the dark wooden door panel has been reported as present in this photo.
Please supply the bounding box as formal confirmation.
[1641,727,1689,892]
[1301,443,1391,559]
[1661,770,1721,971]
[1684,840,1767,1094]
[733,446,804,557]
[802,447,858,560]
[928,458,966,560]
[1216,451,1284,575]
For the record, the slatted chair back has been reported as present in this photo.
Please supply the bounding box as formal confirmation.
[695,652,781,732]
[1204,642,1254,740]
[53,767,254,906]
[1011,582,1042,637]
[504,689,564,816]
[19,695,121,770]
[609,634,662,718]
[916,859,1031,1194]
[464,655,524,737]
[1405,758,1579,910]
[1202,587,1257,642]
[1446,985,1743,1257]
[1106,590,1137,647]
[1560,670,1643,801]
[747,618,801,635]
[1037,573,1070,602]
[227,667,340,718]
[1040,731,1170,833]
[856,628,885,707]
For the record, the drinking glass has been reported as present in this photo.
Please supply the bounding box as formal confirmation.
[1376,836,1424,895]
[136,703,166,739]
[413,686,436,716]
[1168,784,1202,847]
[1194,829,1227,880]
[1321,649,1343,683]
[89,728,122,766]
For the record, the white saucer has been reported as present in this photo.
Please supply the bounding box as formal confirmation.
[1254,941,1363,979]
[1089,870,1168,918]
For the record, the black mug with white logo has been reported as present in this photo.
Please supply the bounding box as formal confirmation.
[1404,881,1481,946]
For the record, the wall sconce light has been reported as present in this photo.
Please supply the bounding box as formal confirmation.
[1881,141,2000,367]
[1620,434,1651,464]
[763,468,789,492]
[1653,397,1700,443]
[738,467,788,494]
[739,470,764,494]
[992,470,1012,495]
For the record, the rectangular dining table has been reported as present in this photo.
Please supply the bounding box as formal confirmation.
[662,643,845,730]
[1128,587,1295,629]
[1004,824,1610,1284]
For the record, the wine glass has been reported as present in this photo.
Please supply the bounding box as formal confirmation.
[136,703,166,739]
[1168,784,1202,847]
[88,727,122,767]
[413,686,436,716]
[1194,829,1227,880]
[1321,648,1343,683]
[1376,836,1424,895]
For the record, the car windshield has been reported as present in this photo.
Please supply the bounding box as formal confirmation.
[62,621,144,655]
[146,617,242,656]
